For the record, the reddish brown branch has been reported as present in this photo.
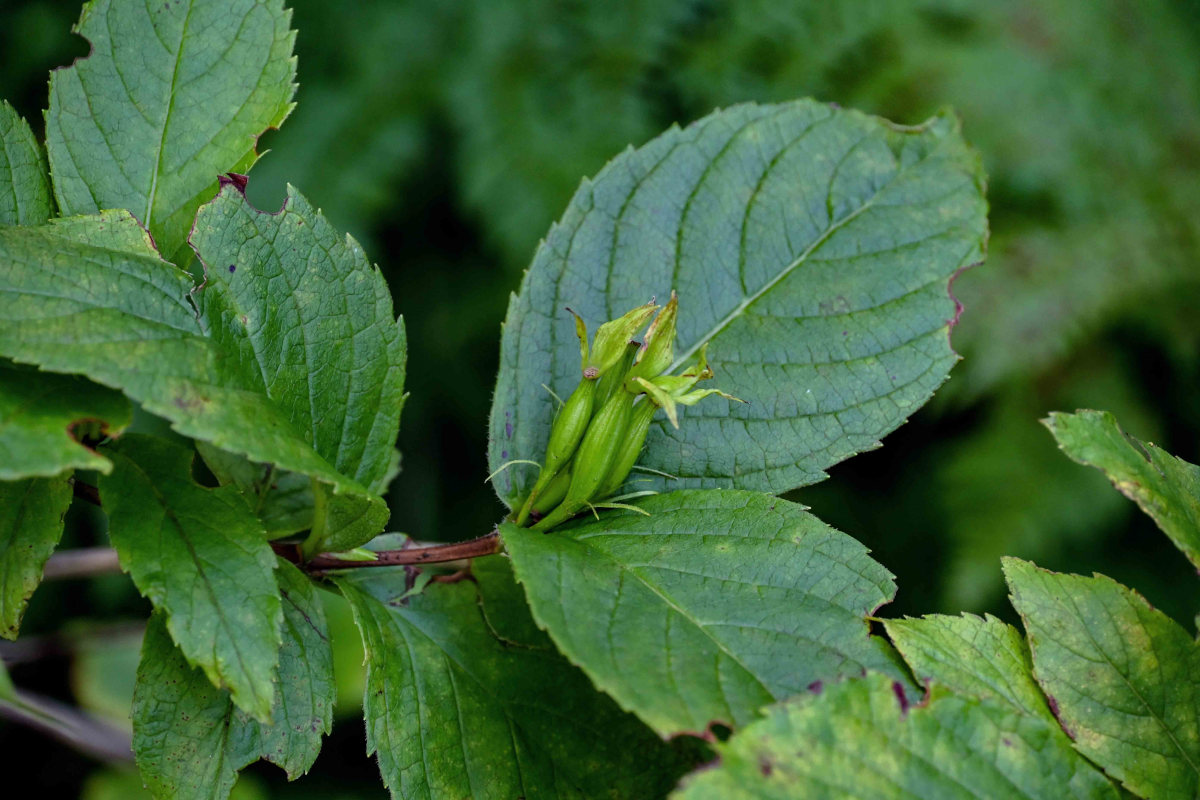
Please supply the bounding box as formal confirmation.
[58,483,504,574]
[298,532,503,571]
[42,535,503,582]
[72,479,102,508]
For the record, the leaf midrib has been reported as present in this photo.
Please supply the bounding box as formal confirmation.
[1052,584,1200,782]
[669,176,880,375]
[668,126,947,374]
[122,453,272,715]
[144,0,195,235]
[558,531,772,723]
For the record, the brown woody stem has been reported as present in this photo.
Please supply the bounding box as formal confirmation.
[58,483,503,575]
[286,532,503,571]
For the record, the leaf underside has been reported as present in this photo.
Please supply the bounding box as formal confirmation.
[502,489,904,737]
[489,99,987,507]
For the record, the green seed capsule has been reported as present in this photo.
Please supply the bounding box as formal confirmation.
[515,378,597,524]
[628,292,678,384]
[533,389,635,530]
[531,465,571,516]
[586,302,657,376]
[594,398,656,500]
[569,389,635,501]
[545,378,598,471]
[595,340,639,409]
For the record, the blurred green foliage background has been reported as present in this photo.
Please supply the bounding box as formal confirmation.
[3,0,1200,795]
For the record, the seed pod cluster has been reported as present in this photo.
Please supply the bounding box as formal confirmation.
[515,293,741,531]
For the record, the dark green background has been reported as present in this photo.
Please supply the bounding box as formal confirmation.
[3,1,1199,796]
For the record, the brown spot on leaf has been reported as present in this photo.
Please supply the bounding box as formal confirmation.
[892,681,910,716]
[219,173,249,193]
[1045,694,1075,740]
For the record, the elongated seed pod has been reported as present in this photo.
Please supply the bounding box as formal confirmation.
[531,465,571,516]
[515,378,597,524]
[533,389,635,530]
[545,378,597,473]
[593,399,656,500]
[567,389,635,502]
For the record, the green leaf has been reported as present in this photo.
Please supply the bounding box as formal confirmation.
[242,561,333,777]
[0,360,131,480]
[133,564,333,800]
[884,613,1052,722]
[195,442,313,537]
[336,555,692,800]
[189,183,407,501]
[673,672,1118,800]
[0,475,71,639]
[471,549,551,648]
[100,434,281,721]
[1004,557,1200,799]
[0,208,205,373]
[502,490,902,737]
[45,0,296,261]
[489,99,986,507]
[1045,409,1200,570]
[0,184,405,550]
[0,100,52,226]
